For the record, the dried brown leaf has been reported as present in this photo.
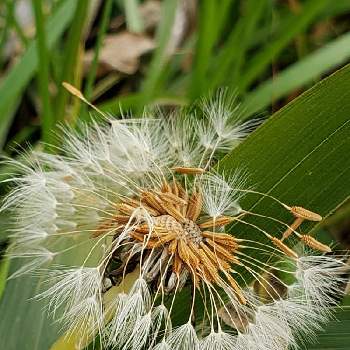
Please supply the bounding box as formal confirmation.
[84,32,155,75]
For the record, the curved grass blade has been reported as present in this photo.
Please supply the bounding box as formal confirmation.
[243,31,350,117]
[0,0,77,149]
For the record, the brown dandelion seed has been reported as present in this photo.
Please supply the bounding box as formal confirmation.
[300,235,331,253]
[157,191,187,207]
[62,82,85,100]
[289,206,322,221]
[161,181,172,193]
[199,216,235,229]
[172,166,205,175]
[159,201,186,223]
[202,231,239,249]
[186,190,203,221]
[92,219,118,238]
[199,242,231,270]
[141,191,166,214]
[62,81,105,116]
[124,197,160,216]
[113,215,131,224]
[270,237,298,259]
[282,217,304,240]
[224,272,247,304]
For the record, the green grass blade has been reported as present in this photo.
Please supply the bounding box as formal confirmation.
[190,0,220,99]
[228,0,267,87]
[141,0,178,104]
[243,31,350,116]
[319,0,350,18]
[0,258,9,300]
[98,92,188,115]
[6,1,29,48]
[0,4,11,70]
[0,0,77,149]
[82,0,113,120]
[212,0,234,39]
[32,0,54,143]
[54,0,89,124]
[238,0,330,92]
[123,0,143,33]
[209,5,244,78]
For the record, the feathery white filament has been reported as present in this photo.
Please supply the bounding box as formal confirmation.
[7,247,54,279]
[166,322,200,350]
[122,312,152,350]
[294,255,345,309]
[164,115,203,167]
[106,278,152,348]
[200,90,259,153]
[62,295,103,344]
[201,172,244,218]
[37,267,102,317]
[240,303,293,350]
[200,331,237,350]
[152,340,171,350]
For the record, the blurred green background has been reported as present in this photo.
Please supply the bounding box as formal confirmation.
[0,0,350,349]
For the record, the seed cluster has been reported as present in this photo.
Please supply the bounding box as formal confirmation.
[94,168,330,306]
[97,177,246,302]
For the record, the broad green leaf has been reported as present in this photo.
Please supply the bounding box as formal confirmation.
[0,260,59,349]
[306,307,350,349]
[0,257,9,299]
[220,62,350,233]
[220,64,350,285]
[170,64,350,324]
[0,0,76,149]
[0,240,100,349]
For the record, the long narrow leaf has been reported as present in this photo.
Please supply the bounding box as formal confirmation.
[238,0,329,91]
[141,0,178,103]
[0,0,77,149]
[32,0,54,143]
[243,31,350,116]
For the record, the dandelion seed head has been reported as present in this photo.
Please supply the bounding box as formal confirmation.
[1,95,345,350]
